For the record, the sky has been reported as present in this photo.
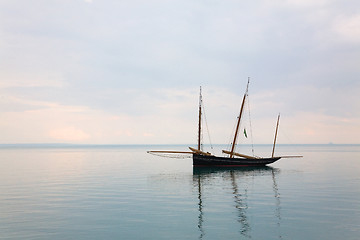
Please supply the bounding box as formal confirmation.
[0,0,359,145]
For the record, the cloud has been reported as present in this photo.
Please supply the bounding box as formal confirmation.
[0,83,359,144]
[0,91,197,144]
[277,111,360,144]
[333,14,360,43]
[0,0,359,144]
[49,127,90,142]
[0,73,64,89]
[284,0,329,7]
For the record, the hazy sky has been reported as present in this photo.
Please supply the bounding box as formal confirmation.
[0,0,359,144]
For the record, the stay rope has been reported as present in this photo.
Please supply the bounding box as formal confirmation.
[201,100,213,150]
[247,93,256,157]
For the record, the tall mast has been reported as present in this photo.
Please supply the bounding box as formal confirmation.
[229,79,249,158]
[197,87,202,151]
[272,114,280,158]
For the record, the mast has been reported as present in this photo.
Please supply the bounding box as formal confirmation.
[272,114,280,158]
[197,87,202,151]
[229,79,249,158]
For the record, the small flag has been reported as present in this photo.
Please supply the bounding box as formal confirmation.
[244,128,247,138]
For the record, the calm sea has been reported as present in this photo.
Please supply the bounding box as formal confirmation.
[0,144,359,240]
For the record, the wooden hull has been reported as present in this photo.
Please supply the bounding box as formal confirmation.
[193,153,281,167]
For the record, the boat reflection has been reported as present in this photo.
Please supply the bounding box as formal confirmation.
[193,166,282,240]
[193,166,278,175]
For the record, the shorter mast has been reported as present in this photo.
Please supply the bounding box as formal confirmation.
[197,87,202,151]
[272,114,280,158]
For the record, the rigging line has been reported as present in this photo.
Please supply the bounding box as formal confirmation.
[201,98,213,150]
[247,91,255,157]
[278,123,303,154]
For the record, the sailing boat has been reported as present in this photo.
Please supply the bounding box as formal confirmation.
[148,80,301,167]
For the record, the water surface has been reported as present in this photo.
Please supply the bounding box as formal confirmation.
[0,144,359,239]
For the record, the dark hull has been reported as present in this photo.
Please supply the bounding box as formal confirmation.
[193,154,281,167]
